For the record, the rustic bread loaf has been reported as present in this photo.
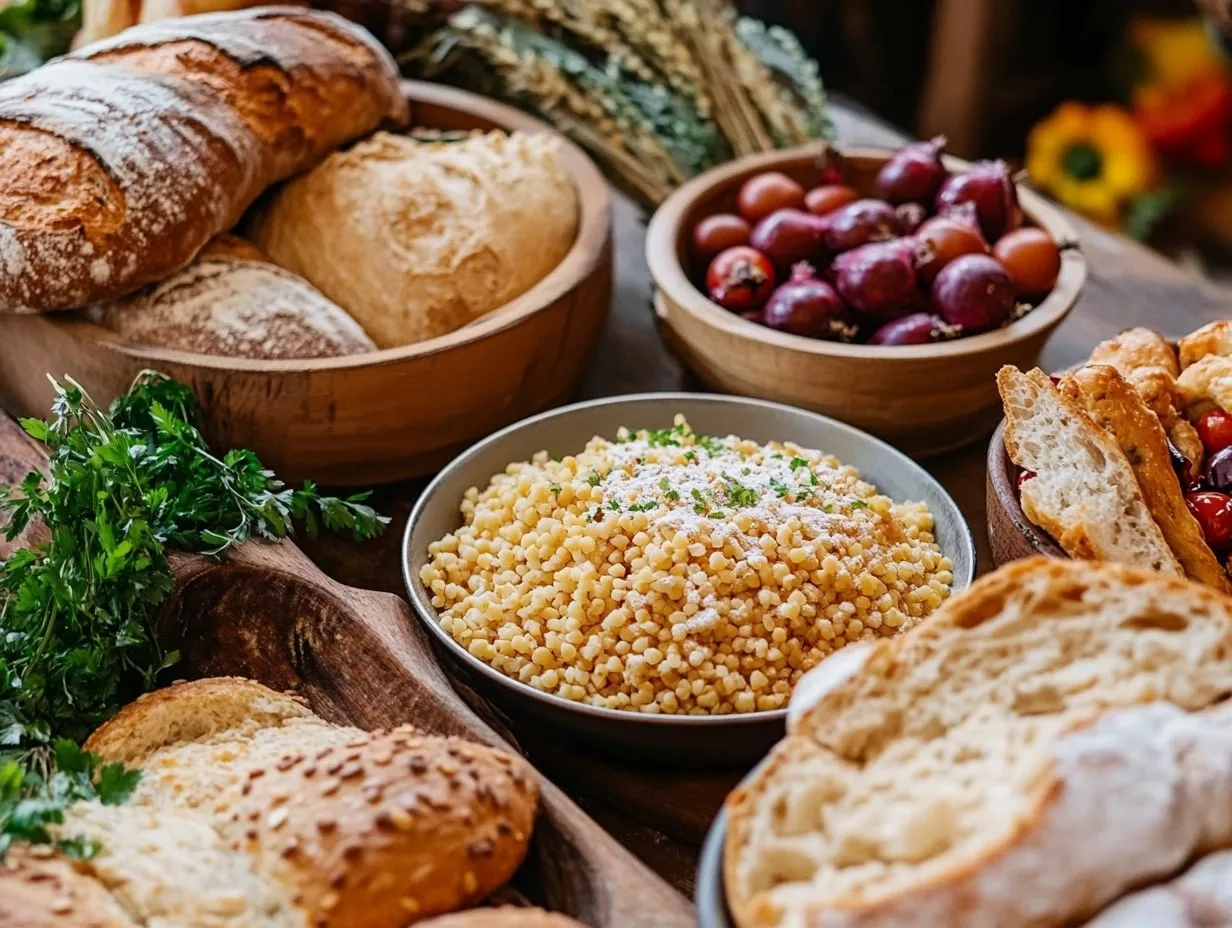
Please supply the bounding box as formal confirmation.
[81,677,539,928]
[1178,354,1232,416]
[0,847,140,928]
[1083,850,1232,927]
[1179,320,1232,369]
[0,8,406,314]
[997,366,1182,573]
[725,557,1232,928]
[248,130,580,348]
[1058,365,1231,591]
[90,235,377,359]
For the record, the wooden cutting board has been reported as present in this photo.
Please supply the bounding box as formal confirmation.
[0,411,694,928]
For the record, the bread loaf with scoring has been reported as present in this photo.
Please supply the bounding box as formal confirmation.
[0,8,406,314]
[90,235,377,359]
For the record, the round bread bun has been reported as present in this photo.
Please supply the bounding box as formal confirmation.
[418,907,588,928]
[0,847,138,928]
[248,130,579,348]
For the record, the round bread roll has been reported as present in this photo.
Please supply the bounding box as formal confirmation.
[418,907,588,928]
[249,130,579,348]
[90,235,377,359]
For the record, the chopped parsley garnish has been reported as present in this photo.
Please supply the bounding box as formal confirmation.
[693,502,708,515]
[741,467,752,476]
[769,478,789,499]
[850,499,868,510]
[697,435,724,455]
[659,477,671,492]
[709,510,726,519]
[789,456,809,471]
[770,452,784,460]
[683,450,697,462]
[549,482,562,495]
[722,474,759,507]
[666,489,680,502]
[629,500,658,512]
[586,470,601,487]
[606,498,621,511]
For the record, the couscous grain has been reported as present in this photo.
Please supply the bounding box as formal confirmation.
[420,417,952,715]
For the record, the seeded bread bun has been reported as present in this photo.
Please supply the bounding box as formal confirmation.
[419,908,588,928]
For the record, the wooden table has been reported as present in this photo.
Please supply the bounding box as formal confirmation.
[298,102,1232,901]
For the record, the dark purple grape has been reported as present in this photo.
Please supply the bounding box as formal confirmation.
[749,209,828,274]
[1205,446,1232,495]
[821,199,897,253]
[833,239,919,324]
[934,161,1022,241]
[762,263,856,341]
[930,254,1015,333]
[875,137,949,204]
[868,312,956,346]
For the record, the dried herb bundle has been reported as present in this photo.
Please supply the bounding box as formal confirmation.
[406,0,832,208]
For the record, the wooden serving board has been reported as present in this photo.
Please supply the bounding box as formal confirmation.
[0,411,693,928]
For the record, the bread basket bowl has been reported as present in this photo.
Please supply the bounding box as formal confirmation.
[645,146,1086,458]
[0,81,613,486]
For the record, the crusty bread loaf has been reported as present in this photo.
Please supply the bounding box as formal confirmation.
[419,908,588,928]
[997,366,1182,573]
[1178,354,1232,417]
[0,847,140,928]
[90,235,377,359]
[0,8,406,314]
[1082,850,1232,927]
[1059,365,1231,592]
[249,130,580,348]
[725,557,1232,928]
[1179,320,1232,369]
[8,677,540,928]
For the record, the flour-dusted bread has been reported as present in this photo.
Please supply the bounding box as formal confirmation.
[249,130,580,348]
[997,366,1182,573]
[1082,850,1232,927]
[6,677,540,928]
[0,8,406,314]
[725,557,1232,928]
[91,235,377,359]
[1058,365,1230,591]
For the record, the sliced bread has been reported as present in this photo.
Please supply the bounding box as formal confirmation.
[1058,365,1230,592]
[725,557,1232,928]
[997,366,1182,574]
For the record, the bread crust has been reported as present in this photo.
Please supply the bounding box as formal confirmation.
[1179,320,1232,370]
[417,908,587,928]
[1059,365,1231,592]
[0,847,139,928]
[0,9,406,314]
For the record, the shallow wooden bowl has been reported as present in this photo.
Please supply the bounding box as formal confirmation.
[0,81,613,486]
[403,393,976,768]
[986,421,1066,566]
[645,146,1086,457]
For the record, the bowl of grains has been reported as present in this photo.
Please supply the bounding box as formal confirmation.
[403,394,975,765]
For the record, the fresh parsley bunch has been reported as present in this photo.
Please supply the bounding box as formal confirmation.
[0,371,388,851]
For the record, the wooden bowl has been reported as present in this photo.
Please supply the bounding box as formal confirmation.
[986,421,1066,567]
[645,146,1086,457]
[0,81,613,486]
[403,393,976,768]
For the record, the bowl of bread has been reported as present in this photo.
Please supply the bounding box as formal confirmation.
[0,8,613,485]
[989,323,1232,593]
[698,555,1232,927]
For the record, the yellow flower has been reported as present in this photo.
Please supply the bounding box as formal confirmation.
[1027,102,1158,225]
[1130,16,1225,96]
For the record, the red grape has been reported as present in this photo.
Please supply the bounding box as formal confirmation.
[994,228,1061,298]
[822,199,897,253]
[1017,469,1037,490]
[869,312,954,346]
[914,216,988,282]
[935,161,1022,242]
[930,253,1015,333]
[1199,408,1232,458]
[874,136,949,204]
[692,213,751,263]
[749,209,828,273]
[1187,490,1232,549]
[762,263,856,340]
[805,185,859,217]
[705,246,776,312]
[833,239,919,323]
[737,172,806,223]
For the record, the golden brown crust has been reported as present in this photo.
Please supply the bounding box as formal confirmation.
[1059,365,1231,592]
[1089,327,1179,379]
[1179,320,1232,369]
[412,907,587,928]
[0,847,138,928]
[0,9,406,314]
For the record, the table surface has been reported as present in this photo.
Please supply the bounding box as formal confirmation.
[297,102,1232,899]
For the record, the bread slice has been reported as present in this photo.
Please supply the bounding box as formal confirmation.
[725,557,1232,928]
[1179,320,1232,369]
[997,366,1182,574]
[1058,365,1230,592]
[1083,850,1232,927]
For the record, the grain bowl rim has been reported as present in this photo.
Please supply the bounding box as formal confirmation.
[59,79,612,373]
[401,391,976,729]
[645,144,1087,361]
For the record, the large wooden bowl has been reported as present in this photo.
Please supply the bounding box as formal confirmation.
[0,81,613,487]
[986,421,1066,567]
[645,146,1086,457]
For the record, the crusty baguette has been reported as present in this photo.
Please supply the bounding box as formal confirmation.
[90,234,378,359]
[1082,850,1232,927]
[6,677,540,928]
[1179,320,1232,370]
[1058,365,1231,592]
[997,366,1182,574]
[0,8,406,314]
[726,557,1232,928]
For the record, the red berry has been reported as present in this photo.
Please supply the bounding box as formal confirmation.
[1187,490,1232,549]
[1198,408,1232,458]
[705,246,776,312]
[1016,469,1036,490]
